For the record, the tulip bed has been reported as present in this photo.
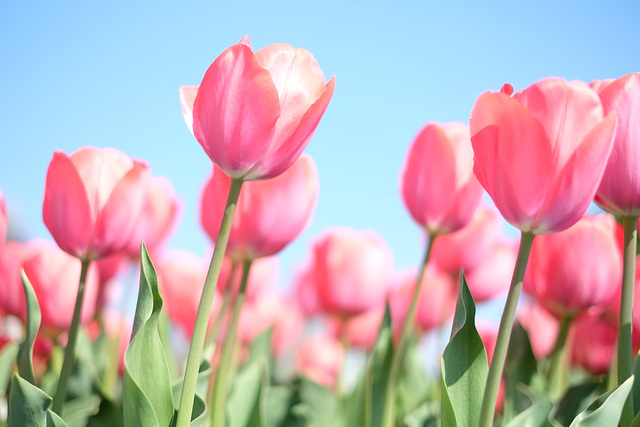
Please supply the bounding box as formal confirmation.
[0,36,639,427]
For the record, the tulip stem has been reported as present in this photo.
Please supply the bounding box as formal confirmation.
[546,314,573,400]
[176,178,243,427]
[52,258,91,415]
[381,233,436,427]
[479,231,534,427]
[210,259,253,427]
[618,215,638,427]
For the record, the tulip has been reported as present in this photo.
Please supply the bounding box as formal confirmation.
[311,228,393,317]
[43,147,150,261]
[201,155,318,261]
[401,122,483,236]
[464,241,517,303]
[183,36,335,181]
[524,214,621,318]
[470,78,616,235]
[518,301,559,360]
[0,241,28,319]
[328,305,385,351]
[296,334,344,389]
[123,176,180,259]
[571,313,617,375]
[22,240,99,337]
[292,258,322,317]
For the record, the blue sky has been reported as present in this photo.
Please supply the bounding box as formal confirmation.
[1,1,639,318]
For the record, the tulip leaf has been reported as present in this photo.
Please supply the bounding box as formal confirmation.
[503,321,539,422]
[264,385,295,427]
[440,270,488,427]
[504,385,553,427]
[633,350,640,418]
[8,373,67,426]
[62,395,101,427]
[0,341,19,393]
[18,270,40,384]
[122,243,173,427]
[292,376,338,427]
[171,357,212,425]
[227,358,268,427]
[553,380,603,426]
[569,376,634,426]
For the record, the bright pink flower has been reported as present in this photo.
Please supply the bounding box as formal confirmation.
[22,240,99,337]
[390,266,457,333]
[156,250,222,337]
[595,73,640,217]
[518,301,559,360]
[183,36,335,181]
[201,155,318,261]
[465,241,517,303]
[0,190,6,248]
[123,176,180,258]
[524,214,622,318]
[328,305,384,351]
[470,78,617,234]
[401,122,484,235]
[43,147,150,261]
[571,313,617,375]
[296,334,344,388]
[312,228,394,317]
[0,241,28,319]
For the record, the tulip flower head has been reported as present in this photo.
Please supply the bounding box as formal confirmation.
[470,78,617,234]
[183,36,335,181]
[401,122,484,236]
[43,147,151,261]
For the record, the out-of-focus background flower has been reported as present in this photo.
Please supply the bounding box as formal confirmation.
[1,0,638,320]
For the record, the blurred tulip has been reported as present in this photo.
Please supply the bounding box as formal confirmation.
[390,266,456,333]
[524,215,621,318]
[465,241,517,303]
[594,73,640,217]
[296,334,344,389]
[183,36,335,181]
[312,228,394,317]
[221,256,278,302]
[470,78,616,234]
[43,147,151,261]
[201,155,318,261]
[22,240,99,337]
[571,313,617,375]
[123,176,180,258]
[401,122,483,236]
[93,253,126,312]
[292,258,322,317]
[156,250,222,337]
[518,301,559,360]
[0,241,28,319]
[329,305,384,351]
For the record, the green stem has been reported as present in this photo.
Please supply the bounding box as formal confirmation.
[211,259,253,427]
[381,233,436,427]
[52,258,91,415]
[207,262,238,349]
[479,231,535,427]
[176,178,244,427]
[546,314,573,400]
[618,215,638,427]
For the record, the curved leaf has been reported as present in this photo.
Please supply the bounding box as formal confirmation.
[8,373,67,427]
[570,376,634,426]
[18,270,41,384]
[227,359,268,427]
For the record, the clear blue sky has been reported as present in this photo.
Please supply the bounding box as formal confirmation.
[1,1,639,316]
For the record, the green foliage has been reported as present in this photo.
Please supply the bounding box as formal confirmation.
[569,376,633,426]
[440,270,488,427]
[17,271,40,384]
[8,374,67,427]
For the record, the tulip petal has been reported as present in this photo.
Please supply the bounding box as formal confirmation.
[193,41,280,178]
[43,151,93,258]
[179,85,198,134]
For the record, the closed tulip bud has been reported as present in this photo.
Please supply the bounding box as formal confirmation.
[296,334,343,388]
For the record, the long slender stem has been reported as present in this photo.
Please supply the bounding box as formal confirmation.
[546,314,572,400]
[479,231,535,427]
[618,215,638,427]
[211,259,253,427]
[176,178,244,427]
[52,258,91,415]
[381,233,436,427]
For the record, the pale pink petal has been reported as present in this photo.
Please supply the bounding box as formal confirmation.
[179,85,199,134]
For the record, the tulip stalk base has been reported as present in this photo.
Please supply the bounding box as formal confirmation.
[479,231,534,427]
[51,258,91,415]
[176,178,243,427]
[381,233,436,427]
[618,215,638,427]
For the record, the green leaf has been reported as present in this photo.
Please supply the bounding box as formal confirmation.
[171,357,212,425]
[227,359,268,427]
[62,395,101,427]
[440,270,488,427]
[505,385,553,427]
[18,270,41,384]
[122,243,174,427]
[8,373,67,426]
[403,401,439,427]
[503,321,539,422]
[553,380,602,426]
[0,342,19,393]
[396,336,429,417]
[633,350,640,418]
[292,377,338,427]
[246,327,274,367]
[265,386,295,427]
[569,376,634,426]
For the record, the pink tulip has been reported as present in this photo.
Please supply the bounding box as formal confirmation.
[431,206,502,275]
[470,78,617,234]
[518,301,559,360]
[524,214,621,318]
[43,147,151,261]
[22,240,99,337]
[571,313,617,375]
[312,228,394,317]
[296,334,344,388]
[328,305,384,351]
[183,36,335,181]
[219,256,279,302]
[123,176,180,258]
[465,241,517,303]
[0,190,6,248]
[201,155,318,261]
[292,258,322,317]
[94,253,126,311]
[0,241,29,319]
[156,250,222,337]
[401,122,484,235]
[390,266,456,333]
[594,73,640,217]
